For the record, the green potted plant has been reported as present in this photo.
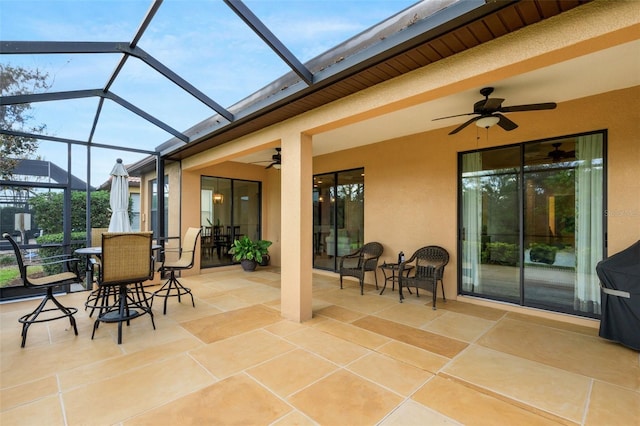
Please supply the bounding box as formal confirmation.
[229,236,272,272]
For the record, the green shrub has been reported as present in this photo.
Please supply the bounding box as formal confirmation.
[0,254,15,267]
[529,243,557,265]
[483,242,518,266]
[36,232,87,275]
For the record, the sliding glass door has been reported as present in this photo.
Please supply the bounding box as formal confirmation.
[313,168,364,271]
[200,176,261,268]
[460,132,605,318]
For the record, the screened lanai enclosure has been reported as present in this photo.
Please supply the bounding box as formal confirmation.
[1,0,427,300]
[1,0,621,326]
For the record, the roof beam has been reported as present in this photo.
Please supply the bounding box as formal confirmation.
[224,0,313,85]
[1,41,234,122]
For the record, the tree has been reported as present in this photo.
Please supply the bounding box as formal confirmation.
[0,64,50,179]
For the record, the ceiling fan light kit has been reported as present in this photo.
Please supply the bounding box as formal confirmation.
[433,87,557,135]
[476,115,500,128]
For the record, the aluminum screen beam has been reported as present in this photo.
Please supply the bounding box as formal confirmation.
[0,129,156,155]
[224,0,313,85]
[1,89,189,142]
[1,41,233,122]
[104,0,163,92]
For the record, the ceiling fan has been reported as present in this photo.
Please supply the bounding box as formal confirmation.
[433,87,557,135]
[547,142,575,162]
[251,148,281,169]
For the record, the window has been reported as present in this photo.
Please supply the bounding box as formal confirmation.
[150,178,168,239]
[130,193,140,231]
[313,168,365,271]
[459,131,605,318]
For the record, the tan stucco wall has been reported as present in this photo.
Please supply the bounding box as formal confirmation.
[314,86,640,301]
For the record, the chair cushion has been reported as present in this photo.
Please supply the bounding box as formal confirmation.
[28,272,79,286]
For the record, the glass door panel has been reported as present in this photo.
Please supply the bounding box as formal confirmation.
[336,169,364,255]
[313,173,335,270]
[523,141,576,311]
[233,180,260,241]
[461,147,520,303]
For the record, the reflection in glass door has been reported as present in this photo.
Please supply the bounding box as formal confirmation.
[460,132,605,318]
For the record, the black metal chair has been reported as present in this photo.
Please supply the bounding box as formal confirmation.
[3,232,81,348]
[91,232,155,344]
[154,227,201,314]
[398,245,449,309]
[339,242,384,295]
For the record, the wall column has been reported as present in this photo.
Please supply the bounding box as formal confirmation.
[280,132,313,322]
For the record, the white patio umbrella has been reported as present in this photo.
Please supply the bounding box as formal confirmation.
[107,158,132,232]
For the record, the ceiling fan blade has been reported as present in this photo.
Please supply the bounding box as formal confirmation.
[433,112,476,121]
[496,113,518,131]
[449,116,480,135]
[482,98,504,111]
[500,102,557,112]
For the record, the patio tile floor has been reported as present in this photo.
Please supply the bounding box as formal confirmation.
[1,269,638,425]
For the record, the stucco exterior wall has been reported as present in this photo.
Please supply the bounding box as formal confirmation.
[314,86,640,301]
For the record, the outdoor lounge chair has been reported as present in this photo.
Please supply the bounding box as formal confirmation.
[3,232,82,348]
[154,227,201,314]
[339,242,384,295]
[398,245,449,309]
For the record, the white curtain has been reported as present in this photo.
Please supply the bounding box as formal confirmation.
[462,153,482,293]
[574,134,603,314]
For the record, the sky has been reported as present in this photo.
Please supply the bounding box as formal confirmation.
[1,0,420,185]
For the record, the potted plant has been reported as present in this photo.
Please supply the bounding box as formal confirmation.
[229,236,272,272]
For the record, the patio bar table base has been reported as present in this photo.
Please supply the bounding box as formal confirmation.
[91,282,155,344]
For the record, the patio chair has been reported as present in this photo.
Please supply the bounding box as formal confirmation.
[201,226,213,258]
[398,245,449,310]
[154,227,201,314]
[339,242,384,295]
[213,225,227,258]
[2,232,81,348]
[91,232,155,344]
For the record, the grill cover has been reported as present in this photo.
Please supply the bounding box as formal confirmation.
[595,240,640,351]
